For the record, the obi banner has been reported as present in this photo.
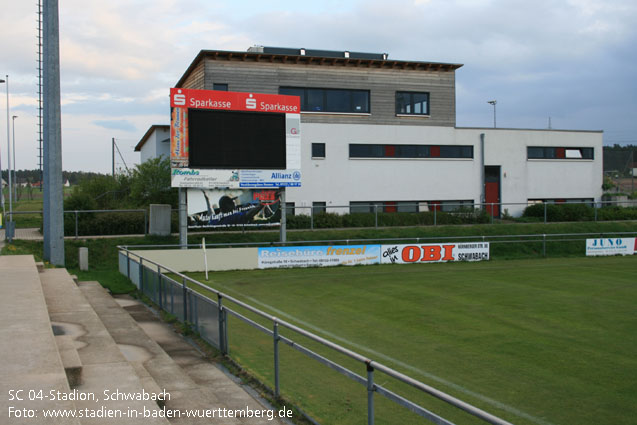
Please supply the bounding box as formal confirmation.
[258,245,381,269]
[188,188,281,228]
[380,242,490,264]
[586,238,636,256]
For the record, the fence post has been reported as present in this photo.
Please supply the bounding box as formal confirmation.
[218,294,227,354]
[367,364,375,425]
[182,276,188,323]
[544,203,547,224]
[157,265,163,310]
[139,258,144,294]
[374,204,378,228]
[594,202,598,221]
[74,210,78,239]
[310,207,314,230]
[126,250,130,280]
[434,207,437,226]
[542,234,546,257]
[490,204,494,224]
[144,210,148,235]
[273,321,280,398]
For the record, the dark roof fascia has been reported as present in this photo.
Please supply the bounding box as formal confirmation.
[456,127,603,134]
[175,49,463,88]
[135,124,170,152]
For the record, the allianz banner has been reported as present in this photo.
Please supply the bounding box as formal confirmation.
[586,238,637,256]
[380,242,490,264]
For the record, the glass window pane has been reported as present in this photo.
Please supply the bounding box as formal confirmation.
[352,91,369,113]
[527,147,544,158]
[326,89,350,112]
[307,89,324,111]
[312,143,325,158]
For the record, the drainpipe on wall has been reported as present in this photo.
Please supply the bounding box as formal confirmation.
[480,133,486,204]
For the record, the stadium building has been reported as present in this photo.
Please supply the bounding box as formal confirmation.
[136,46,603,217]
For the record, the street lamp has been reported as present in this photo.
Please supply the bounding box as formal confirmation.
[0,78,5,224]
[12,115,17,202]
[487,100,497,128]
[1,75,12,241]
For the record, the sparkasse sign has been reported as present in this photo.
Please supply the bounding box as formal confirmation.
[170,88,300,113]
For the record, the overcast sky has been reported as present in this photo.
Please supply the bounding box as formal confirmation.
[1,0,636,173]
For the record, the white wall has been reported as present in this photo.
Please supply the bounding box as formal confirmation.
[140,127,170,163]
[287,123,603,216]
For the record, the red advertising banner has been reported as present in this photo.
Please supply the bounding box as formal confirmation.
[170,88,300,113]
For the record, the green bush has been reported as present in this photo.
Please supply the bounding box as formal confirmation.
[313,212,343,228]
[522,203,594,222]
[596,207,637,221]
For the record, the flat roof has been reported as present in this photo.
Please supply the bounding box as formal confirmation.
[176,48,463,88]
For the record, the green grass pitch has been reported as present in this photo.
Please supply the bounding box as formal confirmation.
[187,255,637,425]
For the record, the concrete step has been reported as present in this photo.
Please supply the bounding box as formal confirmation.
[80,282,288,425]
[55,335,83,387]
[0,255,80,424]
[40,269,170,425]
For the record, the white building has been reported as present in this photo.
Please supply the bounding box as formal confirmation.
[138,47,603,217]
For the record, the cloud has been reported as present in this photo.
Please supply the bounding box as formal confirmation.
[92,119,137,132]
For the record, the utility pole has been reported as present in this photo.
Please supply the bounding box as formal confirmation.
[43,0,65,265]
[112,137,115,176]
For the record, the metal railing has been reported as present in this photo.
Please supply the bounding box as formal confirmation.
[4,209,148,239]
[118,246,515,425]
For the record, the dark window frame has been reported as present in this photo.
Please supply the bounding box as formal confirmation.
[527,146,594,160]
[213,83,228,91]
[279,87,370,114]
[349,144,473,159]
[311,143,326,159]
[396,91,430,116]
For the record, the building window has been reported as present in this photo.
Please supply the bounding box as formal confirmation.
[396,91,429,115]
[312,202,327,214]
[527,147,594,160]
[349,144,473,159]
[312,143,326,158]
[279,87,370,113]
[349,200,472,213]
[213,83,228,91]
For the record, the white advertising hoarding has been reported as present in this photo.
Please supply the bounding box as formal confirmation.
[586,238,636,256]
[257,245,381,269]
[380,242,490,264]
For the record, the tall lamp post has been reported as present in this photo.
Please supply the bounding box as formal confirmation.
[0,77,7,233]
[12,115,17,202]
[487,100,497,128]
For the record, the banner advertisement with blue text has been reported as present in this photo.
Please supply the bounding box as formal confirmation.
[585,238,636,256]
[258,245,381,269]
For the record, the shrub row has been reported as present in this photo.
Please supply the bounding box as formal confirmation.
[63,212,147,236]
[522,203,637,222]
[286,209,491,229]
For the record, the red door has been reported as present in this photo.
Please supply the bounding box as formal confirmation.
[485,182,500,217]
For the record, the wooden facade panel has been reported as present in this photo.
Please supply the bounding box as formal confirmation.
[198,58,456,126]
